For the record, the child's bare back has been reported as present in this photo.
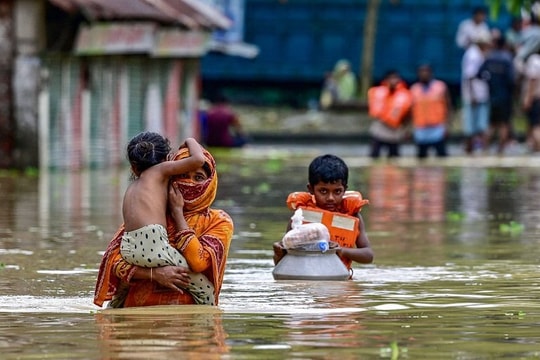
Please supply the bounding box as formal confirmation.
[122,133,205,232]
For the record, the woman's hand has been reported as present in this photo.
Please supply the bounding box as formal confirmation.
[168,181,185,210]
[168,181,190,230]
[152,265,191,292]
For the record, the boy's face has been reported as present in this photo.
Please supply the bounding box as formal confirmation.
[307,180,347,212]
[417,66,432,82]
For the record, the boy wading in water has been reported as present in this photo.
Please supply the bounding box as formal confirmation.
[273,154,374,277]
[120,132,216,305]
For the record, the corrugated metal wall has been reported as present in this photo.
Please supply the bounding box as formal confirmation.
[43,54,199,169]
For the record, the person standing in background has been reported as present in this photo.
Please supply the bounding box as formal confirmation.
[331,59,357,103]
[460,30,492,154]
[505,16,523,55]
[204,93,248,148]
[522,48,540,153]
[478,35,516,154]
[367,70,412,158]
[456,6,490,50]
[515,4,540,73]
[320,59,357,109]
[410,64,452,159]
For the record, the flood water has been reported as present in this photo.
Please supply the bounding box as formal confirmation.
[1,144,540,359]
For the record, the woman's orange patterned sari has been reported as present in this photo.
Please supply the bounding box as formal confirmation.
[94,147,233,307]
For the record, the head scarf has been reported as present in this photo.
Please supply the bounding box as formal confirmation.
[170,147,217,214]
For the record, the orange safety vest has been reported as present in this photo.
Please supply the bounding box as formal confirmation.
[410,80,448,128]
[368,82,412,128]
[287,191,368,270]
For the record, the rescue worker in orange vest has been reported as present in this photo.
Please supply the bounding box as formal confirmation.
[367,70,413,158]
[410,64,453,158]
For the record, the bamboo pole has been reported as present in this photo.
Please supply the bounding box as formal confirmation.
[359,0,381,101]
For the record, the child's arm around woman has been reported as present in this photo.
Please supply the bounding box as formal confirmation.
[160,137,205,177]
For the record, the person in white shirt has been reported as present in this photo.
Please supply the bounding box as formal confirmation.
[456,6,490,50]
[522,52,540,152]
[461,30,492,153]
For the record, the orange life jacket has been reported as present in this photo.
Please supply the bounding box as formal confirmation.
[410,80,448,128]
[368,82,412,128]
[286,191,368,270]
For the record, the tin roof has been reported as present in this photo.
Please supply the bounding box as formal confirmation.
[48,0,231,30]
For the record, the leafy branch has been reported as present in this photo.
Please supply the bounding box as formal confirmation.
[486,0,533,18]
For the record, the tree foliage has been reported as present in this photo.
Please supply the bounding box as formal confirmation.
[487,0,533,18]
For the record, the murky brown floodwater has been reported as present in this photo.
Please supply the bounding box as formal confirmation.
[1,144,540,359]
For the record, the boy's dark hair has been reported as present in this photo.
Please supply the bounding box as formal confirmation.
[472,6,487,16]
[127,131,171,174]
[308,154,348,186]
[495,34,506,49]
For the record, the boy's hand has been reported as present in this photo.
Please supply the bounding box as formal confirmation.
[273,241,287,265]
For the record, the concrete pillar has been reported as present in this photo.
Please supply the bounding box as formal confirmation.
[0,0,14,168]
[13,0,45,168]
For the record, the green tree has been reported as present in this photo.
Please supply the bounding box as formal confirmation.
[487,0,533,18]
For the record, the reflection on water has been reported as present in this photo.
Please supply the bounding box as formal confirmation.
[96,306,230,359]
[1,149,540,359]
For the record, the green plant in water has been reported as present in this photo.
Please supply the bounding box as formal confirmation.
[505,310,527,319]
[0,262,5,269]
[379,341,407,359]
[499,221,524,235]
[239,166,252,177]
[390,341,399,360]
[24,167,39,177]
[254,182,271,194]
[446,211,465,222]
[263,158,283,173]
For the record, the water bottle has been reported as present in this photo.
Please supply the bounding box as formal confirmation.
[302,239,329,252]
[290,208,304,229]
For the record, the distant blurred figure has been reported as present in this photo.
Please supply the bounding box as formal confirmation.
[367,70,412,158]
[478,35,516,154]
[410,64,452,159]
[460,30,492,154]
[198,99,211,145]
[515,5,540,73]
[505,16,523,54]
[203,94,248,148]
[522,47,540,153]
[319,59,357,109]
[456,6,489,50]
